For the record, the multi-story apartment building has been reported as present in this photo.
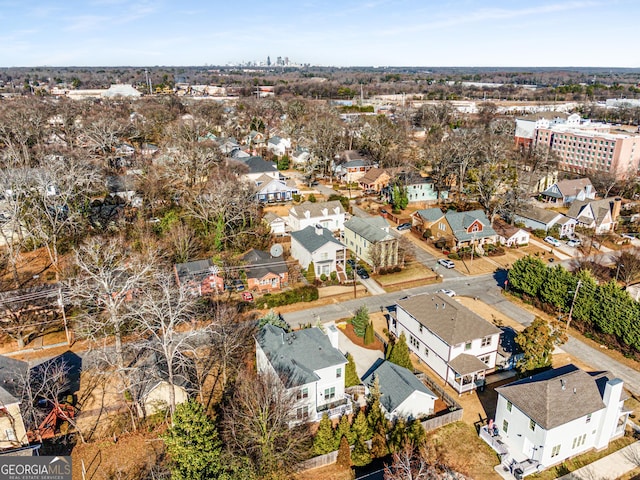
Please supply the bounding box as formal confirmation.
[516,114,640,180]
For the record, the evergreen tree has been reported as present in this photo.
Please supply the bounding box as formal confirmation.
[351,434,372,467]
[306,261,316,282]
[407,418,426,448]
[257,309,290,331]
[507,256,548,298]
[162,400,224,480]
[336,435,353,469]
[313,413,337,455]
[351,305,369,337]
[335,414,355,446]
[370,429,389,458]
[364,320,375,345]
[388,333,413,370]
[388,417,407,453]
[352,409,372,440]
[345,353,360,388]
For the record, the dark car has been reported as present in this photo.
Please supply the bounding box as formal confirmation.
[379,208,388,215]
[232,279,245,291]
[357,267,370,279]
[346,259,356,268]
[397,222,412,231]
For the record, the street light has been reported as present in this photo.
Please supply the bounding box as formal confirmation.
[566,280,582,332]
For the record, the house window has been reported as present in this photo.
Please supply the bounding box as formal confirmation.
[296,406,308,420]
[409,335,420,349]
[424,347,429,357]
[336,368,342,379]
[320,252,329,261]
[481,336,492,347]
[551,445,561,458]
[502,419,509,433]
[465,341,472,351]
[324,387,336,401]
[586,413,591,423]
[296,387,309,400]
[529,419,536,431]
[506,401,512,412]
[419,324,423,334]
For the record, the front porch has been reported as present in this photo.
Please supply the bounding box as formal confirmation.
[314,394,353,421]
[448,354,488,395]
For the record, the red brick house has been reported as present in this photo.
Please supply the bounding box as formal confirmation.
[242,249,289,293]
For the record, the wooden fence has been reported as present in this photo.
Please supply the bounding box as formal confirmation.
[416,373,462,412]
[421,408,464,432]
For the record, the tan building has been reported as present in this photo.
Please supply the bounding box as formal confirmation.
[531,114,640,180]
[0,356,30,452]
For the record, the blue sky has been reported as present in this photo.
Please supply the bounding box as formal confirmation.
[1,0,638,67]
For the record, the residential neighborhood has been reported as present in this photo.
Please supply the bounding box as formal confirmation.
[0,55,639,480]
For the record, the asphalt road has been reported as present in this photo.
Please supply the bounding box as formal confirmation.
[282,271,640,395]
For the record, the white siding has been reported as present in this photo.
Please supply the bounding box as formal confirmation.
[392,391,436,421]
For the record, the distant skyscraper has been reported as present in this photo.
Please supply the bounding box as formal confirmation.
[267,56,271,66]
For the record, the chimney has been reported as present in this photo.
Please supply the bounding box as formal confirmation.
[326,324,340,350]
[561,379,566,390]
[612,198,622,221]
[315,224,323,235]
[595,378,624,449]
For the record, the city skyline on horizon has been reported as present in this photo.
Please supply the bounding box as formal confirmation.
[1,0,639,69]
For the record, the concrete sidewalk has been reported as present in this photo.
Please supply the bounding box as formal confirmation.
[557,441,640,480]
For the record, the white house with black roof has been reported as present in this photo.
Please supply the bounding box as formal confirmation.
[389,293,502,394]
[288,200,347,233]
[290,225,346,278]
[485,364,628,476]
[362,360,437,421]
[255,324,350,423]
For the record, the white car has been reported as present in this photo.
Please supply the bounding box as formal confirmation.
[437,259,455,269]
[566,239,581,247]
[544,236,562,247]
[437,289,456,297]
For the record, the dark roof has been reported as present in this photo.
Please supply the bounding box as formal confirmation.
[242,249,288,279]
[362,360,436,415]
[256,325,347,387]
[131,350,190,399]
[496,364,608,430]
[175,259,217,282]
[291,226,344,253]
[359,168,389,185]
[397,293,501,346]
[0,355,29,405]
[515,205,564,225]
[445,210,496,242]
[106,175,137,193]
[241,156,278,175]
[492,219,526,239]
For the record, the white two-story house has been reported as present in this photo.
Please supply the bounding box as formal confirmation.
[484,364,628,477]
[343,216,398,270]
[255,324,351,423]
[290,225,347,278]
[288,201,347,233]
[390,293,502,394]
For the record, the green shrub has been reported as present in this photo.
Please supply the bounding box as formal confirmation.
[292,193,301,202]
[320,273,328,282]
[330,271,338,282]
[308,193,317,203]
[448,252,460,260]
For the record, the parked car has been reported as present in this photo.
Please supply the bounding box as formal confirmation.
[396,222,412,231]
[241,292,254,302]
[566,239,581,247]
[379,208,388,215]
[233,279,245,291]
[437,258,455,269]
[346,258,356,268]
[436,288,456,297]
[544,236,562,247]
[356,267,370,279]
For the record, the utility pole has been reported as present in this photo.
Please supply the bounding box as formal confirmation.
[566,280,582,332]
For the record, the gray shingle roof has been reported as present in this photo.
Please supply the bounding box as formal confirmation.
[567,198,617,225]
[445,210,496,242]
[397,293,501,346]
[496,364,608,430]
[362,360,436,415]
[290,226,344,253]
[414,208,444,223]
[554,178,594,197]
[242,249,288,279]
[0,355,29,405]
[344,216,394,243]
[289,201,345,220]
[242,156,278,174]
[257,325,347,387]
[175,259,216,282]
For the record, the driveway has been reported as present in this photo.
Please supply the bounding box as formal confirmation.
[557,441,640,480]
[331,323,383,377]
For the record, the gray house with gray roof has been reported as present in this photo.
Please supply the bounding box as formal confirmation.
[362,360,437,421]
[390,293,501,394]
[444,209,498,250]
[290,225,346,278]
[256,325,350,423]
[488,364,628,473]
